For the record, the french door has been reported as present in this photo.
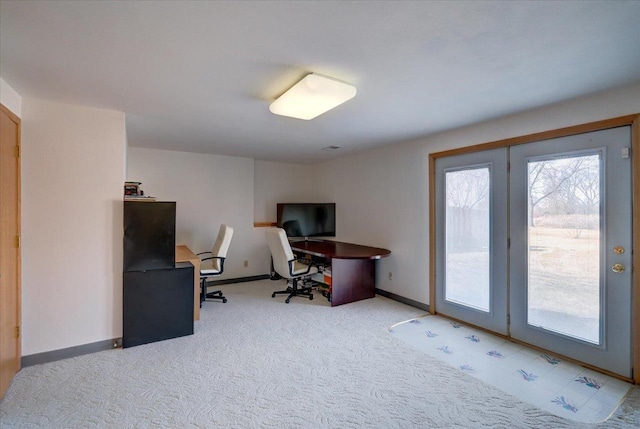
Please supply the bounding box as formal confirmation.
[434,148,508,335]
[434,126,633,378]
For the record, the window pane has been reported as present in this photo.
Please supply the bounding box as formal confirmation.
[445,168,490,312]
[527,154,600,344]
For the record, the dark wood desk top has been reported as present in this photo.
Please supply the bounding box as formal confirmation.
[290,239,391,260]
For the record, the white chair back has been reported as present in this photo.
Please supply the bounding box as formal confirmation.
[265,227,295,279]
[210,224,233,271]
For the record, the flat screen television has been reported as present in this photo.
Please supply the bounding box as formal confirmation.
[277,203,336,238]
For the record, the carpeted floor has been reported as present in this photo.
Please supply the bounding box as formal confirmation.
[1,280,639,428]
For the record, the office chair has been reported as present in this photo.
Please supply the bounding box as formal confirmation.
[265,227,317,304]
[198,224,233,305]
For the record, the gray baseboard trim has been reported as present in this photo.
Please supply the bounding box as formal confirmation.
[23,276,270,367]
[375,288,430,312]
[206,274,270,286]
[22,338,122,368]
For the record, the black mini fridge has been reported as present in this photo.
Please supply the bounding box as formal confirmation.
[124,201,176,271]
[122,201,194,348]
[123,263,194,348]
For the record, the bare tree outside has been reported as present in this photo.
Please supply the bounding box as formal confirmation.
[527,153,601,344]
[528,157,596,228]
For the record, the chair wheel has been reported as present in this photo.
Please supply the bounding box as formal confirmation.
[271,293,276,298]
[285,298,290,304]
[222,298,227,303]
[309,295,313,300]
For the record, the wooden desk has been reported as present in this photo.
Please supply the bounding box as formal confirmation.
[176,245,200,321]
[289,240,390,306]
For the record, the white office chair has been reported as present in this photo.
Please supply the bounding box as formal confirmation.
[198,224,233,305]
[265,227,317,303]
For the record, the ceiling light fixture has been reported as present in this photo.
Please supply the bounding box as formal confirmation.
[269,73,356,120]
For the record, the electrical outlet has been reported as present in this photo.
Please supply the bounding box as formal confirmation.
[244,260,249,268]
[388,272,393,281]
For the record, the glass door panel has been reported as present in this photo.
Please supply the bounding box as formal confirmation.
[527,154,601,344]
[445,168,491,312]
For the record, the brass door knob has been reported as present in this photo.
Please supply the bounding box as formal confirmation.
[611,263,625,273]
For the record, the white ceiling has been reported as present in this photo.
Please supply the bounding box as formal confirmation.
[1,1,639,164]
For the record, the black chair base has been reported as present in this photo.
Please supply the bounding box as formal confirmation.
[200,278,227,305]
[271,278,313,304]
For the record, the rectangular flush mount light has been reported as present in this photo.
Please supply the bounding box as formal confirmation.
[269,73,356,120]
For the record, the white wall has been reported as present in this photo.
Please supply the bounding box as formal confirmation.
[254,160,317,222]
[0,77,22,117]
[16,82,639,356]
[316,83,640,305]
[21,98,126,355]
[127,148,269,277]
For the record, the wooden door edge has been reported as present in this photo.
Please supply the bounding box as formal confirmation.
[0,103,21,125]
[0,102,22,398]
[631,115,640,384]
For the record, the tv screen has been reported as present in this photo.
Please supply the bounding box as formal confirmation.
[277,203,336,238]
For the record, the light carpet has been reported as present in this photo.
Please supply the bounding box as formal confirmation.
[389,315,633,424]
[1,280,639,428]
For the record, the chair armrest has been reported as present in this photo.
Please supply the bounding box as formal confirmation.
[201,256,225,262]
[196,251,212,256]
[201,256,226,273]
[288,259,312,277]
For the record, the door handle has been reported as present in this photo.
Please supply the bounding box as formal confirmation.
[611,263,625,274]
